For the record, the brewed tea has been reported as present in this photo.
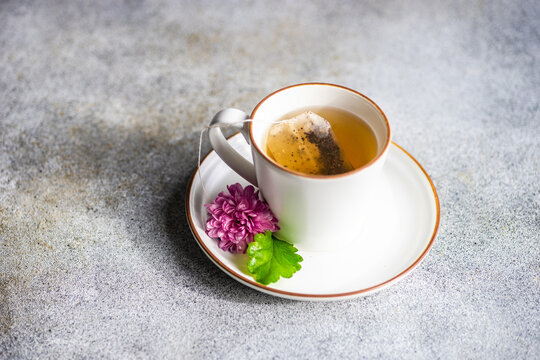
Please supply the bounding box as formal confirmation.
[265,107,378,175]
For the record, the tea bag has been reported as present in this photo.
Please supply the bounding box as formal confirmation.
[266,111,353,175]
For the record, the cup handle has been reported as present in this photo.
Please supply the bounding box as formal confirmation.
[208,108,258,186]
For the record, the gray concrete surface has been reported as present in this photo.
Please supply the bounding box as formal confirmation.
[1,0,539,359]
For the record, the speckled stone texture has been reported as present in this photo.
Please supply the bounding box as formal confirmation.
[0,0,538,359]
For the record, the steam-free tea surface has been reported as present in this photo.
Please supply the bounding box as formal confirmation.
[265,107,378,175]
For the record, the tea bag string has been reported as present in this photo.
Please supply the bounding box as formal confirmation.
[197,118,291,197]
[197,119,253,197]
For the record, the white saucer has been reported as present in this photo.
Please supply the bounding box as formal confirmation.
[186,134,440,301]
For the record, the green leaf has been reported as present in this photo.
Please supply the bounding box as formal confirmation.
[246,231,303,285]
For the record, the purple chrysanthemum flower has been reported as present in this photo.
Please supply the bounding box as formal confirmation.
[204,183,279,253]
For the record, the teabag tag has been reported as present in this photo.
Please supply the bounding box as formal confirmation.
[266,111,354,175]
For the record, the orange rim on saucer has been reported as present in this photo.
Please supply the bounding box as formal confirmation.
[185,137,440,300]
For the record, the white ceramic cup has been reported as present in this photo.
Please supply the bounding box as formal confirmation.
[208,83,391,252]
